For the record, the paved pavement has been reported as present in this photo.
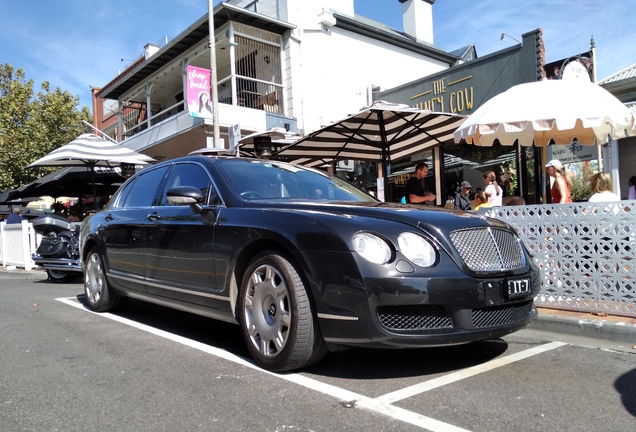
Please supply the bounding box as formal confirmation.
[2,266,635,348]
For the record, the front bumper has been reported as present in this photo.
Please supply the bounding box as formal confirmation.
[304,250,541,348]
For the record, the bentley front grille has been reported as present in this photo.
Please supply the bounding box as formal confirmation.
[471,301,534,328]
[450,227,525,272]
[377,305,452,334]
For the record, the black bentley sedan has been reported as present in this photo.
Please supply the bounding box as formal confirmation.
[79,156,540,371]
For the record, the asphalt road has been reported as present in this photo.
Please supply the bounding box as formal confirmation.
[1,270,635,432]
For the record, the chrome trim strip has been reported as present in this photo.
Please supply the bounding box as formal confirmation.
[107,273,230,302]
[317,313,358,321]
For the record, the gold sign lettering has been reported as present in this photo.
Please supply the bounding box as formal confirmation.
[448,88,475,113]
[411,76,474,114]
[433,78,446,95]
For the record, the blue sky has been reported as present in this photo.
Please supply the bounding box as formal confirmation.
[1,0,634,111]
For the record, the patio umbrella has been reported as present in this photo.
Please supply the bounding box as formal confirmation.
[0,189,19,204]
[13,166,127,200]
[269,101,466,200]
[272,101,467,165]
[27,133,154,209]
[453,80,636,147]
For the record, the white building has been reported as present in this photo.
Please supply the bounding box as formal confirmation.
[93,0,460,162]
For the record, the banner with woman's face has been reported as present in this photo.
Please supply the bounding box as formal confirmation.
[186,65,213,119]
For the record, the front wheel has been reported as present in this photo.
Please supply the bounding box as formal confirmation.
[238,251,327,371]
[46,269,77,283]
[83,247,126,312]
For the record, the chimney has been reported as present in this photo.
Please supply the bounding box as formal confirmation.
[144,43,160,60]
[399,0,434,44]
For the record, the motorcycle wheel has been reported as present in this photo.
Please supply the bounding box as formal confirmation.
[46,269,77,283]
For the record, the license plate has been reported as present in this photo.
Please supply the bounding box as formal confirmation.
[507,278,531,298]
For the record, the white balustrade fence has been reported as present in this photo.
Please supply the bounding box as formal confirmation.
[483,201,636,318]
[0,221,39,271]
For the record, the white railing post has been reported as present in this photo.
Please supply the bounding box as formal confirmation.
[21,219,32,270]
[0,221,6,267]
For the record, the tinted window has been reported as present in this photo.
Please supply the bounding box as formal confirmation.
[160,163,214,206]
[122,166,169,208]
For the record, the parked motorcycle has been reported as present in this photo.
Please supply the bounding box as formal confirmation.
[32,214,82,283]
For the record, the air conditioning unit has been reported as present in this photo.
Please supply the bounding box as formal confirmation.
[337,160,355,171]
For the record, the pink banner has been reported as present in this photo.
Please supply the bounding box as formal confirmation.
[186,65,213,119]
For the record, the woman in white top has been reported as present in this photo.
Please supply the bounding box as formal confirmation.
[482,170,503,206]
[588,172,620,202]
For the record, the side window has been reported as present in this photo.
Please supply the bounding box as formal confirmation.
[122,166,170,208]
[161,163,214,206]
[113,178,136,208]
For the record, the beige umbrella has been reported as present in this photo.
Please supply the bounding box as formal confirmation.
[454,79,636,147]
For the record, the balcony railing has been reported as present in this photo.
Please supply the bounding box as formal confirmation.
[119,76,283,141]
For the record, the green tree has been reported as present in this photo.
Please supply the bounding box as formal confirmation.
[0,64,91,190]
[569,160,596,202]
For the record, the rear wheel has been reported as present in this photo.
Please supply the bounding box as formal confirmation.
[46,269,76,283]
[84,247,126,312]
[238,251,327,371]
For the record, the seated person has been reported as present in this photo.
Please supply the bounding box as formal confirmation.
[67,212,81,222]
[505,196,526,206]
[454,181,472,210]
[473,191,491,210]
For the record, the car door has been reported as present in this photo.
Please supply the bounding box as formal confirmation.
[144,162,224,307]
[101,165,169,292]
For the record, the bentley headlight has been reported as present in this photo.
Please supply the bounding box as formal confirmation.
[398,232,436,267]
[352,232,391,265]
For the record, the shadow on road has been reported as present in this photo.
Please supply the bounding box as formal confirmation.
[615,368,636,417]
[74,294,513,379]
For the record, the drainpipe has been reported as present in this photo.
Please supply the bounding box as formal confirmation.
[145,82,153,127]
[180,58,189,113]
[228,22,237,107]
[117,100,123,142]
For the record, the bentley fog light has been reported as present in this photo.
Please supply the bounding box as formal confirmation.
[352,232,391,265]
[398,232,436,267]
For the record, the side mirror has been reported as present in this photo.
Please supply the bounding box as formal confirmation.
[166,186,204,205]
[166,186,215,221]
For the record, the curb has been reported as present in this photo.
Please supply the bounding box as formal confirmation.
[531,311,636,345]
[0,267,47,277]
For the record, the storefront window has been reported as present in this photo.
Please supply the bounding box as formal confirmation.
[388,150,435,203]
[442,141,521,204]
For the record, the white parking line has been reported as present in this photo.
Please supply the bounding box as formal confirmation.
[376,341,567,404]
[56,297,563,432]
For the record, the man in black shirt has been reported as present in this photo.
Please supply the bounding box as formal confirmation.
[405,162,436,204]
[454,181,473,210]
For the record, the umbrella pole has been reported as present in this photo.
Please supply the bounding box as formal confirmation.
[91,165,98,212]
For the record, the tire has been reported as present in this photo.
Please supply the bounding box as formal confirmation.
[83,247,126,312]
[238,251,327,371]
[46,269,76,283]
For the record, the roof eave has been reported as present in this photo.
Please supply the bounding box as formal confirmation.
[333,13,458,65]
[97,3,295,100]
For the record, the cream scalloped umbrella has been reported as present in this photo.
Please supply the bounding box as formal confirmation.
[454,80,636,147]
